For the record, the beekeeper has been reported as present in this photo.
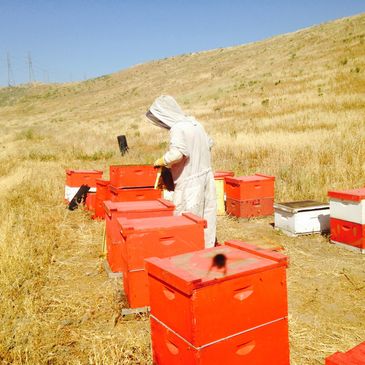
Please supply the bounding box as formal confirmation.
[146,95,217,248]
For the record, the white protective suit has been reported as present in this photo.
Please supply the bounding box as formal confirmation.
[147,95,217,248]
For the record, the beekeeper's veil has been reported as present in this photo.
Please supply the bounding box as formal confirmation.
[146,95,187,129]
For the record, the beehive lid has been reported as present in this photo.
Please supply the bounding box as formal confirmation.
[274,200,329,213]
[109,185,155,192]
[117,212,205,235]
[104,199,174,216]
[66,169,103,174]
[225,173,275,183]
[96,178,110,186]
[146,241,287,295]
[328,188,365,202]
[214,171,234,179]
[327,341,365,364]
[110,164,153,168]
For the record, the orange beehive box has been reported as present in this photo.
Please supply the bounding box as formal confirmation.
[226,197,274,218]
[118,213,206,308]
[85,192,96,211]
[93,179,111,219]
[330,218,365,252]
[65,169,103,187]
[328,188,365,202]
[151,316,290,365]
[326,341,365,364]
[225,174,275,201]
[214,170,234,181]
[104,199,175,273]
[146,240,288,347]
[109,186,161,202]
[109,164,157,188]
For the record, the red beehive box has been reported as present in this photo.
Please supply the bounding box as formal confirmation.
[93,179,111,219]
[328,188,365,202]
[109,164,157,188]
[65,169,103,187]
[225,174,275,201]
[145,240,288,347]
[104,199,175,273]
[214,170,235,180]
[118,213,206,308]
[326,341,365,364]
[109,186,161,202]
[64,169,103,202]
[85,192,96,211]
[150,316,290,365]
[226,197,274,218]
[330,218,365,252]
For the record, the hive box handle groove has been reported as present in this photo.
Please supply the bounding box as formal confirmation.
[166,340,179,355]
[160,237,176,246]
[233,285,254,301]
[236,340,256,356]
[163,286,176,300]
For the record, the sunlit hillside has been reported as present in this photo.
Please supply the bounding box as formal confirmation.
[0,12,364,365]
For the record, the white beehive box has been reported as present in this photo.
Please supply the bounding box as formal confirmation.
[328,188,365,224]
[274,200,330,236]
[64,185,96,202]
[330,198,365,224]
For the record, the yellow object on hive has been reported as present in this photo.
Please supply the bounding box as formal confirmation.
[214,171,234,215]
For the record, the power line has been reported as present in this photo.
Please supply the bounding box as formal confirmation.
[27,52,35,84]
[6,52,15,87]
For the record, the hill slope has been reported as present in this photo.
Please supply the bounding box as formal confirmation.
[0,13,364,365]
[1,12,365,199]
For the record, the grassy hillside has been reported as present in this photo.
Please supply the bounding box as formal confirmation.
[0,12,364,365]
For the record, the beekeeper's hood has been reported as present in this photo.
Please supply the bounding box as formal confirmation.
[146,95,196,129]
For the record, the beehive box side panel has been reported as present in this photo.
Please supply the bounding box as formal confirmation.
[198,318,290,365]
[124,270,150,309]
[274,210,296,233]
[151,317,289,365]
[293,209,330,234]
[148,274,194,341]
[330,218,365,249]
[191,266,288,346]
[151,316,198,365]
[125,224,205,270]
[330,198,365,224]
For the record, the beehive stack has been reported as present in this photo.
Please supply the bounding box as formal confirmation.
[117,213,206,309]
[109,164,161,202]
[225,174,275,218]
[93,179,111,219]
[214,171,234,215]
[146,240,290,365]
[328,188,365,254]
[325,341,365,364]
[64,169,103,203]
[103,199,175,273]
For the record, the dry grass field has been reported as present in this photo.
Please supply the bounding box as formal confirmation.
[0,12,364,365]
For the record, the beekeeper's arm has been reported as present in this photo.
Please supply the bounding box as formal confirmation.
[154,126,186,167]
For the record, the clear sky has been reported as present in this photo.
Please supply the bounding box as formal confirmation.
[1,0,364,86]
